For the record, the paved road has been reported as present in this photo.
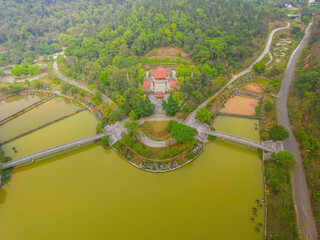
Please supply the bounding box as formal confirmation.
[53,62,114,105]
[276,20,318,240]
[184,23,290,126]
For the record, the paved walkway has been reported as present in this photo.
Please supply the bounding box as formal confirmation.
[137,130,176,148]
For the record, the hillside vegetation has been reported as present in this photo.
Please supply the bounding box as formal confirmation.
[0,0,285,123]
[288,12,320,232]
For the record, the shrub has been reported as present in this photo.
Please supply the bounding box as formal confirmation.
[269,178,281,194]
[264,101,273,112]
[270,78,281,93]
[274,151,295,170]
[167,146,182,157]
[162,96,180,116]
[96,123,103,133]
[122,134,135,147]
[255,106,261,116]
[260,130,270,141]
[195,108,212,123]
[270,125,289,141]
[182,104,192,113]
[101,136,109,147]
[133,143,151,157]
[188,152,194,159]
[253,61,266,74]
[124,120,139,136]
[167,121,197,143]
[52,78,60,84]
[208,135,216,141]
[267,66,282,77]
[291,26,301,35]
[158,152,166,159]
[295,126,320,156]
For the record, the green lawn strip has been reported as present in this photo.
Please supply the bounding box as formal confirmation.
[264,160,299,240]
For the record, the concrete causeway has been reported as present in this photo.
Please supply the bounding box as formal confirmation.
[204,130,274,152]
[2,133,107,169]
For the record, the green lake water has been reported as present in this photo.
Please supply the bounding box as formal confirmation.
[0,96,264,240]
[0,97,81,142]
[0,94,43,121]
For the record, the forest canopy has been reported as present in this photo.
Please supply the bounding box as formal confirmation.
[0,0,285,122]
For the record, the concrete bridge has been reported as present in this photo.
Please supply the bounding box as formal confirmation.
[203,130,274,152]
[2,133,107,169]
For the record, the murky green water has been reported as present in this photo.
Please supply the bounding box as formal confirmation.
[0,94,43,121]
[0,97,81,142]
[0,97,264,240]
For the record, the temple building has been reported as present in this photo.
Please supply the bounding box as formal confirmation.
[143,66,177,98]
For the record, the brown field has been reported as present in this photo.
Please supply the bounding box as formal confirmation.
[220,95,259,116]
[243,83,263,94]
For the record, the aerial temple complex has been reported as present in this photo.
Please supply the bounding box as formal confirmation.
[143,66,177,99]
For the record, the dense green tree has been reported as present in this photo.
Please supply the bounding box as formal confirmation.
[123,134,135,147]
[134,98,155,118]
[270,125,289,141]
[296,71,320,96]
[253,61,266,74]
[35,43,52,55]
[23,51,35,63]
[124,120,140,136]
[167,121,197,143]
[101,136,109,147]
[96,123,103,133]
[195,108,212,123]
[11,63,29,76]
[274,151,295,170]
[162,96,180,116]
[28,65,41,76]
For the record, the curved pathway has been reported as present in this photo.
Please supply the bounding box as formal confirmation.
[276,20,317,240]
[137,130,176,148]
[53,62,114,105]
[184,22,290,126]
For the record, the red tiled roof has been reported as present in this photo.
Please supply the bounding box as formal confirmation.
[143,81,150,88]
[155,92,164,98]
[170,80,177,88]
[151,66,170,79]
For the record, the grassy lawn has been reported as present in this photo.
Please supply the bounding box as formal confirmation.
[141,121,170,140]
[253,77,270,87]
